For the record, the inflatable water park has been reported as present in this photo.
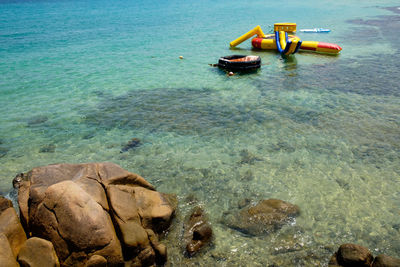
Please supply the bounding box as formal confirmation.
[230,23,342,56]
[215,23,342,73]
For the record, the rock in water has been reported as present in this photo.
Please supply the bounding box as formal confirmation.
[184,206,213,256]
[14,162,177,266]
[26,115,48,126]
[221,199,300,236]
[121,138,141,153]
[39,144,56,153]
[372,254,400,267]
[329,243,373,267]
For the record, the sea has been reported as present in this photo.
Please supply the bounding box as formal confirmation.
[1,0,399,265]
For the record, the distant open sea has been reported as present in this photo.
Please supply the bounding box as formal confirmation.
[1,0,399,265]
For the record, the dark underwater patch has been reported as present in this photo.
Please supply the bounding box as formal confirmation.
[121,138,141,153]
[26,115,48,126]
[286,55,400,97]
[347,6,400,49]
[83,88,279,136]
[0,147,9,158]
[39,144,56,153]
[351,142,400,166]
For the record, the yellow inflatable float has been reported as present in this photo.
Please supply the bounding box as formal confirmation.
[230,23,342,56]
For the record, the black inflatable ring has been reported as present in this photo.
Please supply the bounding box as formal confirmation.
[217,55,261,72]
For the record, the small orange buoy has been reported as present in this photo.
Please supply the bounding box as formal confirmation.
[228,72,234,76]
[179,56,184,59]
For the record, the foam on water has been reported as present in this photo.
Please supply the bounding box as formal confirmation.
[1,0,399,265]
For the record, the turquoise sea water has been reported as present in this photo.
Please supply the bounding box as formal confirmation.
[1,0,400,265]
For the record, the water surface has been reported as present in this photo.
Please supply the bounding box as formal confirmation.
[1,0,399,265]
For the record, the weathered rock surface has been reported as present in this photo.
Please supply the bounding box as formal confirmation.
[184,206,213,256]
[0,196,13,213]
[0,233,19,267]
[372,254,400,267]
[221,199,300,235]
[13,162,177,267]
[30,180,122,265]
[85,255,107,267]
[17,237,60,267]
[0,197,27,258]
[329,243,374,267]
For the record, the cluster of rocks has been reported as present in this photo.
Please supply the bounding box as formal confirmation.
[329,243,400,267]
[1,162,177,266]
[2,162,398,266]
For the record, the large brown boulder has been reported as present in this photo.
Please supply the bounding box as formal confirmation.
[329,243,374,267]
[183,206,213,256]
[106,183,176,263]
[0,197,27,258]
[221,199,300,235]
[372,254,400,267]
[17,237,60,267]
[14,162,177,266]
[30,180,123,265]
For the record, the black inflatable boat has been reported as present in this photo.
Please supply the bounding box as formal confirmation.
[217,55,261,71]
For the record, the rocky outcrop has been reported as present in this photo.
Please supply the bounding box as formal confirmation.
[183,206,213,256]
[221,199,300,235]
[12,162,177,267]
[17,237,60,267]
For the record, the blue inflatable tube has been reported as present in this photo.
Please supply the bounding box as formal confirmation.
[274,31,302,56]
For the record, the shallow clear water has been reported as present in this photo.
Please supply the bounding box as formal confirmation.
[1,0,400,265]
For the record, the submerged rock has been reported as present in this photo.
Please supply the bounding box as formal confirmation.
[329,243,373,267]
[14,162,176,266]
[221,199,300,236]
[121,137,141,153]
[372,254,400,267]
[329,244,400,267]
[39,144,56,153]
[82,132,95,140]
[239,149,263,165]
[184,206,213,257]
[26,115,48,126]
[0,147,9,159]
[240,170,254,181]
